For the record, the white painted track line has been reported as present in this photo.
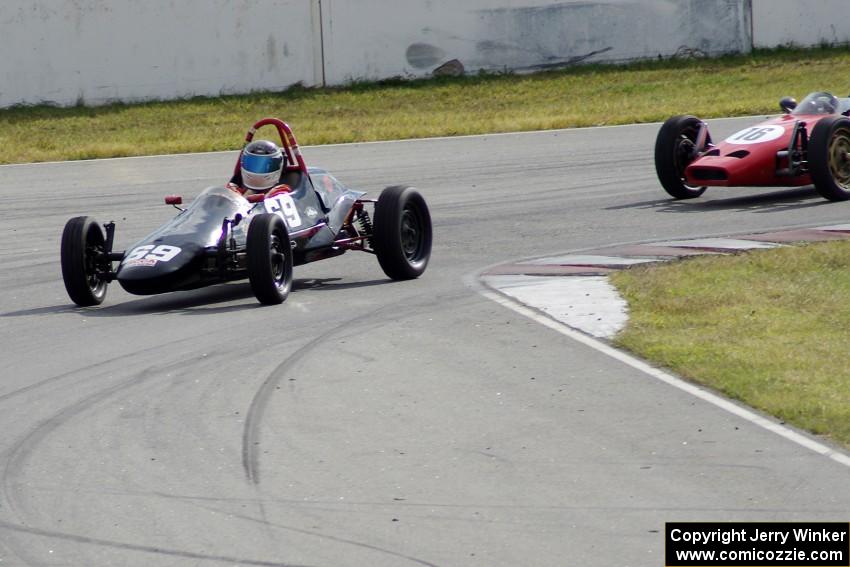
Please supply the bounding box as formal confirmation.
[469,274,850,469]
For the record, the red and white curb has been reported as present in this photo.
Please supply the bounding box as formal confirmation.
[480,225,850,339]
[472,224,850,468]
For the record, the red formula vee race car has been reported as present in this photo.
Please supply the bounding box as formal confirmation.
[655,91,850,201]
[61,118,432,306]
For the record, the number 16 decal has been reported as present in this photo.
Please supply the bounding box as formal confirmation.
[265,194,302,228]
[724,125,785,145]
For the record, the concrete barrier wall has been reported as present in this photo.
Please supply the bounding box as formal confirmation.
[321,0,751,84]
[752,0,850,48]
[0,0,846,108]
[0,0,318,108]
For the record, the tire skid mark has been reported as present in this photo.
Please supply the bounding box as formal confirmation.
[0,519,310,567]
[237,296,453,566]
[241,290,470,485]
[23,487,832,515]
[2,357,197,486]
[0,334,205,406]
[184,499,441,567]
[0,352,224,566]
[242,308,392,485]
[0,538,28,567]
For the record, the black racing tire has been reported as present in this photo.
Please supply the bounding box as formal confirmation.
[373,185,432,280]
[808,115,850,201]
[246,213,293,305]
[654,115,708,199]
[61,216,109,306]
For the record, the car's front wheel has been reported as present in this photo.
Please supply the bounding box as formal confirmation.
[809,115,850,201]
[373,185,432,280]
[654,115,708,199]
[61,216,109,306]
[246,213,293,305]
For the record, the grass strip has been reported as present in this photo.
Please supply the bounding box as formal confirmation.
[1,46,850,164]
[611,241,850,449]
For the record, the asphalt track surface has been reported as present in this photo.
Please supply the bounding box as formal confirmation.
[1,117,849,566]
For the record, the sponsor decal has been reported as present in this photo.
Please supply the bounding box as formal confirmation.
[305,206,319,219]
[125,258,157,267]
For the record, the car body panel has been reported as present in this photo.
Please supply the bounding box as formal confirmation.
[683,92,850,189]
[685,114,816,187]
[117,170,365,295]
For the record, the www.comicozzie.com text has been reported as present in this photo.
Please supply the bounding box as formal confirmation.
[670,527,848,546]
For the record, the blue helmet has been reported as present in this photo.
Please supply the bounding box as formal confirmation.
[241,140,285,191]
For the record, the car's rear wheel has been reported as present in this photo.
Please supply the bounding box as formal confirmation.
[373,185,432,280]
[247,213,293,305]
[61,216,109,306]
[655,115,708,199]
[809,115,850,201]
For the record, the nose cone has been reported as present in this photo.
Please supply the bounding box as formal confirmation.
[117,241,204,295]
[685,156,742,185]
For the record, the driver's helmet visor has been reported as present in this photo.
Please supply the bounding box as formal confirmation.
[242,153,283,174]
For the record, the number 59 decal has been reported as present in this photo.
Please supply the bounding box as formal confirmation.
[123,244,182,267]
[264,194,302,228]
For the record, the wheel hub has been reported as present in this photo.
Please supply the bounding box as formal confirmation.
[269,234,285,283]
[400,208,421,259]
[674,136,700,189]
[828,128,850,188]
[85,243,106,293]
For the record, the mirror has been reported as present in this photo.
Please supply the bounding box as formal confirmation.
[164,195,183,205]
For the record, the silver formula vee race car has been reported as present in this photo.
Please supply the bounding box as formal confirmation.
[61,118,432,306]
